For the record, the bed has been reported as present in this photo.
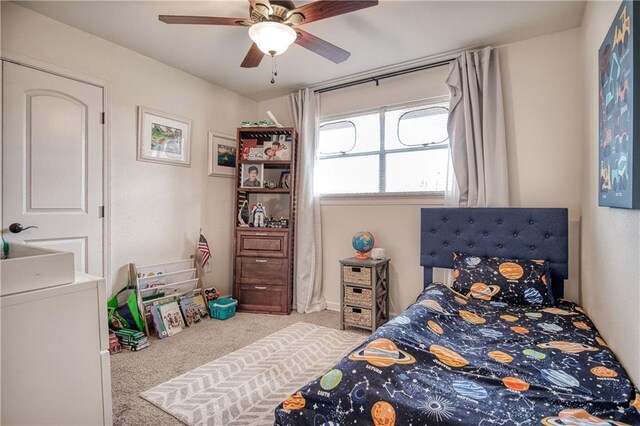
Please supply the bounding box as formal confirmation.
[274,208,640,425]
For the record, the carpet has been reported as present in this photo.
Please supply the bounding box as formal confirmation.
[140,322,366,425]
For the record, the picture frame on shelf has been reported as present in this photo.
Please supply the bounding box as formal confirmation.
[208,132,236,178]
[248,146,264,161]
[137,106,191,167]
[279,171,291,189]
[241,163,264,188]
[241,138,260,160]
[263,140,291,161]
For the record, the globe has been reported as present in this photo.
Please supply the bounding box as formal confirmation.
[352,231,375,259]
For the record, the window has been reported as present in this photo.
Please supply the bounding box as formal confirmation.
[316,97,450,196]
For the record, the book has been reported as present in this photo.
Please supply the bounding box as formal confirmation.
[241,139,258,160]
[248,147,264,160]
[138,276,166,297]
[179,293,209,326]
[156,300,185,336]
[151,303,168,339]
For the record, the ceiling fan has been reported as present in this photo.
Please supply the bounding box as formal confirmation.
[159,0,378,69]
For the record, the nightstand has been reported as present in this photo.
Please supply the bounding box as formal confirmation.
[339,257,390,332]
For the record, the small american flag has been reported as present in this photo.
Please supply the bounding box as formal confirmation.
[198,234,211,267]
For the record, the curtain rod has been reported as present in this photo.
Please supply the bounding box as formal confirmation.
[315,59,453,94]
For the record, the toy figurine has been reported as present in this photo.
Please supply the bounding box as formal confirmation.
[252,202,267,228]
[237,200,250,227]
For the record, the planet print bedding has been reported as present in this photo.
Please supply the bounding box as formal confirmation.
[274,283,640,425]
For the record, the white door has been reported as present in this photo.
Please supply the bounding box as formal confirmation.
[2,61,104,276]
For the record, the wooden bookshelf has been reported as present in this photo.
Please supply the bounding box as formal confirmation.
[233,127,297,315]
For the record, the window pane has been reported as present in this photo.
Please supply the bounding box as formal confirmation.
[349,114,380,154]
[398,106,449,146]
[385,148,449,192]
[320,113,380,156]
[384,104,448,151]
[316,155,380,194]
[318,121,356,155]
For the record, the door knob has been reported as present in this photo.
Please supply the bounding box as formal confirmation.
[9,223,38,234]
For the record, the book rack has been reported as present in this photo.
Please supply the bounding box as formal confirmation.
[130,255,204,336]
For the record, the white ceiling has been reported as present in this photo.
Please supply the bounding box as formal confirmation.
[18,1,585,101]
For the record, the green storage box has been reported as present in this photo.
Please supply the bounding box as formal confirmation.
[208,297,238,320]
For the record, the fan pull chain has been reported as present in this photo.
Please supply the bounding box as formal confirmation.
[270,54,278,84]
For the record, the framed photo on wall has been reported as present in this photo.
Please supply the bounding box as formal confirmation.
[137,106,191,167]
[241,163,264,188]
[598,1,640,208]
[208,132,236,178]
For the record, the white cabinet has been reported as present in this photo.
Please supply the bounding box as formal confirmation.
[1,273,112,425]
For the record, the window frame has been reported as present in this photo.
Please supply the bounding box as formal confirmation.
[317,96,450,198]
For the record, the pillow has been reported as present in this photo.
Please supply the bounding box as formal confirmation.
[452,252,553,306]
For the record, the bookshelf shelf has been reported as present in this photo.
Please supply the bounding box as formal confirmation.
[237,188,290,194]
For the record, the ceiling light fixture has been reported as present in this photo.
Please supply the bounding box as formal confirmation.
[248,21,297,57]
[248,21,296,84]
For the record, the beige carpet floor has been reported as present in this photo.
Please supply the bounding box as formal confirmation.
[111,310,361,425]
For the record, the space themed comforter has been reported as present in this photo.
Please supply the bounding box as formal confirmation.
[274,283,640,425]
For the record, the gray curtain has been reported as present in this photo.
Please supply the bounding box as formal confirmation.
[446,47,509,207]
[289,88,326,313]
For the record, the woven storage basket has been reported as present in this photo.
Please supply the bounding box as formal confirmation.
[343,266,371,286]
[343,306,372,328]
[344,286,372,307]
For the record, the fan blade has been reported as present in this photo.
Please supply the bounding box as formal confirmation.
[286,0,378,25]
[241,43,265,68]
[294,29,350,63]
[158,15,247,26]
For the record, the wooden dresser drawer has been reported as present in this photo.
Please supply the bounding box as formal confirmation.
[236,230,288,258]
[236,283,288,313]
[236,257,288,285]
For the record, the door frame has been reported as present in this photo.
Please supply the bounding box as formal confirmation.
[1,50,112,286]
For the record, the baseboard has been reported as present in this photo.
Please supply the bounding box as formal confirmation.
[326,301,340,311]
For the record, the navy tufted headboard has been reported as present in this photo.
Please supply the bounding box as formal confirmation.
[420,208,569,299]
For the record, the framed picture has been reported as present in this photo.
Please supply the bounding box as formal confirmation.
[208,132,236,178]
[263,140,291,161]
[241,163,264,188]
[599,1,640,208]
[240,138,259,160]
[279,171,291,189]
[137,106,191,167]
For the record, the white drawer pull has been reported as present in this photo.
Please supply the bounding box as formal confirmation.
[255,233,268,236]
[255,286,267,290]
[255,259,268,263]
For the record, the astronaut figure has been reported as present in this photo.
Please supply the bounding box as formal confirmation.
[252,202,267,228]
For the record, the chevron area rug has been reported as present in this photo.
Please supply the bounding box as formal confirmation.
[140,322,366,425]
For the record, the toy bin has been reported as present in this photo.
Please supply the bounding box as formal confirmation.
[208,297,238,320]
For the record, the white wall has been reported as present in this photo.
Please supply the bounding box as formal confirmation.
[500,28,583,303]
[2,3,258,295]
[258,28,584,314]
[580,0,640,385]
